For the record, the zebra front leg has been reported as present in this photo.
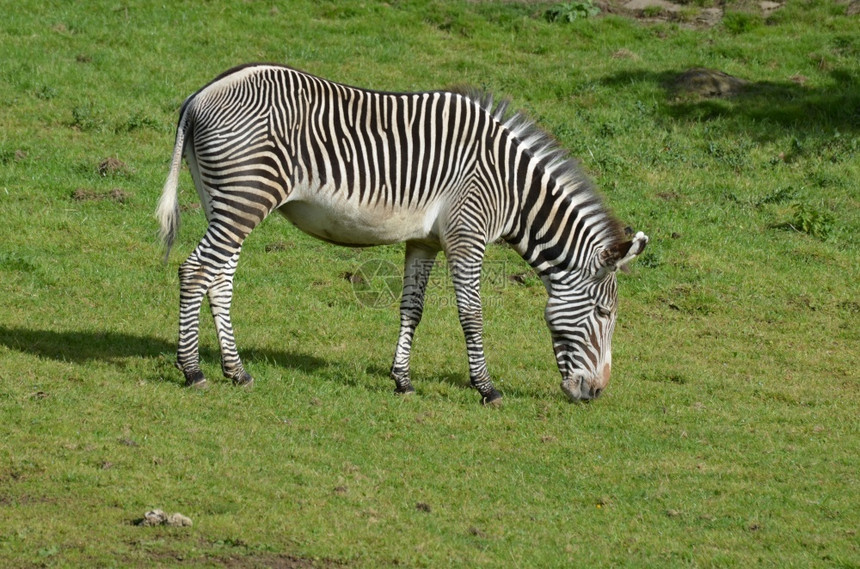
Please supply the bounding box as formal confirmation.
[449,250,502,406]
[390,243,439,394]
[208,250,253,387]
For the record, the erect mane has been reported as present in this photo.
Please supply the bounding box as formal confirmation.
[448,86,628,250]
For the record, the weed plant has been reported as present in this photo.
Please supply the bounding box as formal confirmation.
[0,1,857,567]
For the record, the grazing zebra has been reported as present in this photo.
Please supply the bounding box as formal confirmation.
[156,63,648,404]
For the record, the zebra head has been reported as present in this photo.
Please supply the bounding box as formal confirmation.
[545,231,648,402]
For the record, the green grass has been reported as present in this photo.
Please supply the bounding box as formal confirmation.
[1,1,858,567]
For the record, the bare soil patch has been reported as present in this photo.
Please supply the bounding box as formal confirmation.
[215,553,345,568]
[71,187,131,203]
[98,156,132,176]
[670,67,750,98]
[614,0,783,27]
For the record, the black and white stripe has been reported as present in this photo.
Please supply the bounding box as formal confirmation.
[157,64,647,402]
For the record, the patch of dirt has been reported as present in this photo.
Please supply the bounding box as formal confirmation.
[848,0,860,16]
[0,494,56,506]
[216,553,345,568]
[617,0,783,27]
[98,156,131,176]
[468,526,488,538]
[670,68,749,98]
[789,73,809,86]
[71,188,131,203]
[340,271,366,285]
[118,551,343,569]
[623,0,682,15]
[265,241,292,252]
[611,48,640,60]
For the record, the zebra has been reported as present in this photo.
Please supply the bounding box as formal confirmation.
[156,63,648,404]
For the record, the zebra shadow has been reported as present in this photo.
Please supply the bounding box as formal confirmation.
[362,364,540,400]
[0,325,326,385]
[0,325,541,397]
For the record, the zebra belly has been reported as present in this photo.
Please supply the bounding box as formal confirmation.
[277,198,442,247]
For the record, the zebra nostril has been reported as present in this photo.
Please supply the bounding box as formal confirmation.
[593,387,603,398]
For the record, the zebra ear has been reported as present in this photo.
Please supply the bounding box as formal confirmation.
[598,232,649,273]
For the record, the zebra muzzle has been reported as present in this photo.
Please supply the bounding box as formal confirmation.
[560,376,600,402]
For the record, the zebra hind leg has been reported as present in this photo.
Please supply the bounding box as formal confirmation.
[176,246,216,388]
[390,243,438,394]
[176,228,248,388]
[208,249,253,387]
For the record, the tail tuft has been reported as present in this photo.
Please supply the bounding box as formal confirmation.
[156,114,189,262]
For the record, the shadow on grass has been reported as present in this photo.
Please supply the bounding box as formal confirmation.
[363,364,541,400]
[0,325,547,398]
[601,67,860,139]
[0,325,326,379]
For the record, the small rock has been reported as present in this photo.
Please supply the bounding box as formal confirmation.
[140,509,168,526]
[416,502,431,513]
[166,513,193,527]
[138,509,193,527]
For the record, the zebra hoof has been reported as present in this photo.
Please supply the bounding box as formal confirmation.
[394,384,415,395]
[481,389,503,406]
[232,372,254,387]
[184,370,208,389]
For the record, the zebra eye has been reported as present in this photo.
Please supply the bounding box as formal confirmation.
[596,305,612,318]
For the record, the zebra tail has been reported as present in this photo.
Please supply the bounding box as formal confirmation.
[156,111,190,263]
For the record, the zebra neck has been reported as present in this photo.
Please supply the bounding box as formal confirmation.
[505,175,619,281]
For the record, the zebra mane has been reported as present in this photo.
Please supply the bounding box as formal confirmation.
[449,86,628,250]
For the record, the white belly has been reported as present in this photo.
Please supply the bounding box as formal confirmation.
[277,194,443,247]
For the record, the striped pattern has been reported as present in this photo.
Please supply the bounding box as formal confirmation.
[157,64,647,402]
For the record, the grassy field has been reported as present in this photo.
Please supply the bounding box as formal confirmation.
[1,1,858,567]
